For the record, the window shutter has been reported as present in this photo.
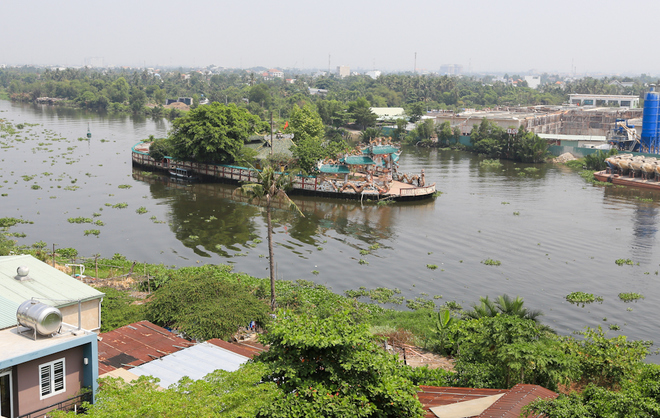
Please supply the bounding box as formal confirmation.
[53,361,64,392]
[40,365,51,397]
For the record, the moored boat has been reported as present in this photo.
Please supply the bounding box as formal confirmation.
[132,140,436,201]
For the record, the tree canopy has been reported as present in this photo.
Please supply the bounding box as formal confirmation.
[168,102,268,164]
[256,310,425,418]
[146,265,270,340]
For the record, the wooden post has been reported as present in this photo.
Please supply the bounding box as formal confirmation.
[95,255,99,279]
[52,243,56,267]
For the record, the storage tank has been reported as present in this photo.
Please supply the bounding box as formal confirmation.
[17,300,62,336]
[641,86,659,153]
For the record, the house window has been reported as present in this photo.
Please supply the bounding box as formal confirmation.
[39,359,65,399]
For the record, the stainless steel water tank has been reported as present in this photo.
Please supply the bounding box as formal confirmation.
[16,300,62,336]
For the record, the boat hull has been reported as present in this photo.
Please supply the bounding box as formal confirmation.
[594,170,660,191]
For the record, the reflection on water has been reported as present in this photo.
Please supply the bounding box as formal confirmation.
[4,100,660,346]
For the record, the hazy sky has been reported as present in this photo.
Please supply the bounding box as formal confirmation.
[2,0,659,75]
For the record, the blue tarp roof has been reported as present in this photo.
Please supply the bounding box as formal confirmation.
[319,164,351,174]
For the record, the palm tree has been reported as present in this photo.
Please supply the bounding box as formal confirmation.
[463,296,499,320]
[235,164,303,310]
[464,294,543,322]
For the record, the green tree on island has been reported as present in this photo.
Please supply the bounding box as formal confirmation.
[168,102,268,164]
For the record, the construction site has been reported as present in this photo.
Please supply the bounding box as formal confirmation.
[430,104,643,137]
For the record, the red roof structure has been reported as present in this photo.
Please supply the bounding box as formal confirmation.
[419,384,558,418]
[98,321,194,374]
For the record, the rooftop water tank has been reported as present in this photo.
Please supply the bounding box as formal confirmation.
[17,300,62,336]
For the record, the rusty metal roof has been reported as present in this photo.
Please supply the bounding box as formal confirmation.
[98,321,194,374]
[478,384,558,418]
[418,384,557,418]
[207,338,265,359]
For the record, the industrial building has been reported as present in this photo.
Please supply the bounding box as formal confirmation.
[429,106,643,137]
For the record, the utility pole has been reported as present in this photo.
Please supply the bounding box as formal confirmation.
[270,111,274,156]
[414,52,417,74]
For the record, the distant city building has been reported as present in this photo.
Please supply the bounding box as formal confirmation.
[366,70,381,80]
[524,75,541,89]
[439,64,463,75]
[568,94,639,108]
[337,65,350,78]
[308,88,328,96]
[268,69,284,78]
[84,57,104,67]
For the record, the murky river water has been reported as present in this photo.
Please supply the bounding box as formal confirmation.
[2,100,659,345]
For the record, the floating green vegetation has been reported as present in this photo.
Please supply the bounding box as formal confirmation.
[432,191,443,198]
[345,287,404,305]
[609,324,621,331]
[524,167,540,173]
[369,243,380,251]
[501,201,510,205]
[22,175,36,181]
[426,264,438,270]
[67,217,93,224]
[634,196,654,203]
[615,258,634,266]
[253,238,262,244]
[358,259,369,265]
[482,258,501,266]
[31,185,41,190]
[517,172,527,177]
[377,199,395,206]
[118,184,132,189]
[112,202,128,209]
[84,229,100,236]
[135,206,148,214]
[93,212,101,217]
[149,216,165,224]
[316,246,323,251]
[104,203,112,207]
[480,159,502,168]
[406,297,435,310]
[94,220,104,226]
[188,235,199,240]
[359,249,370,256]
[311,270,319,275]
[618,292,644,302]
[566,292,603,306]
[513,211,520,216]
[63,185,80,191]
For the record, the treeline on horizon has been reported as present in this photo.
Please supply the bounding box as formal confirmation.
[1,66,658,126]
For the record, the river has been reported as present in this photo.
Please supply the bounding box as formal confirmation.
[1,100,659,345]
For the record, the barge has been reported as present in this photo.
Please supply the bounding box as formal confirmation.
[594,153,660,190]
[132,140,436,201]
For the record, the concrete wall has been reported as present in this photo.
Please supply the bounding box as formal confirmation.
[15,346,84,417]
[60,299,101,331]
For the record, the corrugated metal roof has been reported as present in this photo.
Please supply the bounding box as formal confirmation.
[207,338,265,359]
[129,342,249,388]
[0,295,19,330]
[0,255,104,330]
[418,384,557,418]
[478,384,558,418]
[98,320,194,374]
[0,255,104,306]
